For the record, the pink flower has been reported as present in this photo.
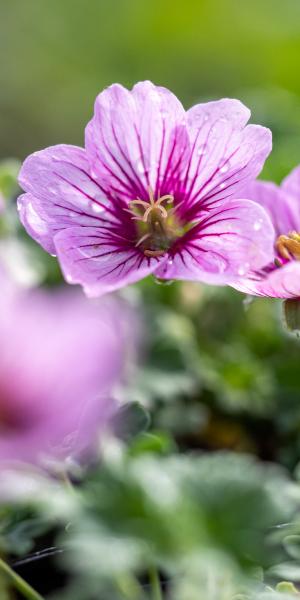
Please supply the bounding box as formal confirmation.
[232,166,300,298]
[18,81,274,296]
[0,279,127,464]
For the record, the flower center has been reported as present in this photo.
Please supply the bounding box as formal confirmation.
[127,187,182,257]
[275,231,300,266]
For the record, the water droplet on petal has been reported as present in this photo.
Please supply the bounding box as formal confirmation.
[219,183,226,189]
[238,262,250,277]
[197,145,207,156]
[136,160,145,174]
[92,202,103,214]
[168,258,173,266]
[253,219,263,231]
[154,276,174,286]
[220,164,229,174]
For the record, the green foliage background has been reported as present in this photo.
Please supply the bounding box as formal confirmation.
[2,0,300,184]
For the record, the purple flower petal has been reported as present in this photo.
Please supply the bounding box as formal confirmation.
[282,164,300,197]
[280,165,300,230]
[231,172,300,299]
[0,280,131,463]
[179,99,272,221]
[244,179,300,236]
[18,145,114,254]
[85,81,190,202]
[233,261,300,298]
[54,226,165,296]
[155,199,275,284]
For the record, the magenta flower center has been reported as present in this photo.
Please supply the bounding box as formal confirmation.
[275,231,300,266]
[127,187,184,257]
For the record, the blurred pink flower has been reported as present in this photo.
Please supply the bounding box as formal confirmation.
[232,167,300,298]
[18,81,274,296]
[0,280,127,464]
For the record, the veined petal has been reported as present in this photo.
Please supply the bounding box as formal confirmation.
[18,145,118,254]
[179,99,272,220]
[282,164,300,196]
[243,179,299,237]
[54,226,165,296]
[232,261,300,298]
[280,165,300,230]
[155,200,275,284]
[85,81,190,202]
[18,193,56,254]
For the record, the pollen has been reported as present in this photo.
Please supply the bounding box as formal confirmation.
[275,231,300,264]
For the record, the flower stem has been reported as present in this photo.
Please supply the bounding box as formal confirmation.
[0,557,44,600]
[148,566,163,600]
[116,573,146,600]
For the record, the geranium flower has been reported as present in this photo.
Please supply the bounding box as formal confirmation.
[18,81,274,296]
[232,166,300,298]
[0,279,127,464]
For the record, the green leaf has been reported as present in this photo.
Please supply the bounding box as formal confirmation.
[276,581,300,595]
[0,160,20,200]
[127,431,176,457]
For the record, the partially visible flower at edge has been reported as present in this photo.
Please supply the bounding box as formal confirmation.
[18,81,274,296]
[231,166,300,298]
[0,276,130,465]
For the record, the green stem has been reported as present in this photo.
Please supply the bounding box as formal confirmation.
[116,573,146,600]
[148,567,163,600]
[0,558,44,600]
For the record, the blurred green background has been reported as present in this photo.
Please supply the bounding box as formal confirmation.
[2,0,300,183]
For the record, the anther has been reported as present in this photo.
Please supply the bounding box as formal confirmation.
[276,232,300,262]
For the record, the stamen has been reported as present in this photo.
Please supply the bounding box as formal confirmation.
[125,186,179,256]
[156,194,174,205]
[142,203,168,222]
[127,187,174,225]
[129,199,149,210]
[276,231,300,263]
[135,232,151,247]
